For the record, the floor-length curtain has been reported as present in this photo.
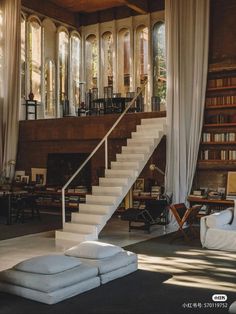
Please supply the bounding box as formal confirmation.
[0,0,21,180]
[165,0,209,204]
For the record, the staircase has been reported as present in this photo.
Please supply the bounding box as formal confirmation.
[55,117,166,243]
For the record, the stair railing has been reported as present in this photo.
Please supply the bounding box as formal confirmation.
[61,80,148,226]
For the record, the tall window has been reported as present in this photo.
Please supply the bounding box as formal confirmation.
[58,29,69,104]
[153,22,166,107]
[0,9,3,98]
[71,32,81,108]
[136,25,148,87]
[85,34,98,90]
[118,28,130,95]
[45,59,55,117]
[43,18,56,117]
[28,17,41,102]
[102,31,113,87]
[21,14,26,99]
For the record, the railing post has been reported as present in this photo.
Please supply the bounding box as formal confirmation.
[62,187,66,227]
[105,137,108,169]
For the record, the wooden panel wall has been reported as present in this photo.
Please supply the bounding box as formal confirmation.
[17,112,166,186]
[22,0,79,27]
[209,0,236,68]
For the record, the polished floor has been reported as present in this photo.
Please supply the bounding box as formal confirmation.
[0,216,173,272]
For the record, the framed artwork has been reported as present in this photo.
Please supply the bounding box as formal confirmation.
[15,170,25,182]
[21,175,29,184]
[31,168,47,185]
[134,178,145,191]
[226,172,236,197]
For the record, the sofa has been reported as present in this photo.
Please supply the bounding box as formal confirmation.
[200,205,236,251]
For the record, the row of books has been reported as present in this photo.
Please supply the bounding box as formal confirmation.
[205,113,236,124]
[205,95,236,106]
[45,186,88,194]
[200,149,236,160]
[202,132,236,142]
[207,76,236,88]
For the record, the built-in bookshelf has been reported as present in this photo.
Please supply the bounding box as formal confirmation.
[198,69,236,171]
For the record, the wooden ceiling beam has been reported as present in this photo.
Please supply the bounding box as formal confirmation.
[123,0,148,14]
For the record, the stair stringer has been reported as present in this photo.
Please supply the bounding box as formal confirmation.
[55,117,166,243]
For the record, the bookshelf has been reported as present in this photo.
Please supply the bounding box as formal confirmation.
[198,69,236,171]
[35,187,88,210]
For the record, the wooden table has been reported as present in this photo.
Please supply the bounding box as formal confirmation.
[0,191,30,225]
[188,196,234,215]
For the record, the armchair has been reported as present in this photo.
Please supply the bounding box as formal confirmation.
[200,206,236,251]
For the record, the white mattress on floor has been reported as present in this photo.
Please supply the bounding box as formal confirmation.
[100,262,137,284]
[0,276,100,304]
[0,264,98,293]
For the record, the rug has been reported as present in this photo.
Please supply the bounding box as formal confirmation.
[0,233,236,314]
[0,269,234,314]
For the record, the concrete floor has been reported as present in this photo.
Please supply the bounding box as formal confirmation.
[0,216,173,272]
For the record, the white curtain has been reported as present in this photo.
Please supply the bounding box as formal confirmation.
[165,0,210,204]
[0,0,21,180]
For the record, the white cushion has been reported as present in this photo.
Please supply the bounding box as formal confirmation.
[65,241,123,259]
[1,264,97,293]
[79,251,137,274]
[14,255,81,275]
[206,209,233,228]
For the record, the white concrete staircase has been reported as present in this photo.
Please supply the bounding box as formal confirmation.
[55,117,166,243]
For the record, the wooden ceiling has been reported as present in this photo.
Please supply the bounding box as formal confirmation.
[49,0,148,14]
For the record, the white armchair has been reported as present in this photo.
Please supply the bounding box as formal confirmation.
[200,206,236,251]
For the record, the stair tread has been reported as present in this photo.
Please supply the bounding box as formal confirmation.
[57,229,92,235]
[66,220,99,225]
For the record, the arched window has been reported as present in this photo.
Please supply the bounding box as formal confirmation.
[118,28,130,95]
[71,32,81,108]
[102,31,113,87]
[153,22,166,107]
[45,59,56,117]
[136,25,148,87]
[28,17,42,102]
[0,9,3,98]
[21,13,26,99]
[58,29,69,104]
[42,18,56,117]
[85,34,98,90]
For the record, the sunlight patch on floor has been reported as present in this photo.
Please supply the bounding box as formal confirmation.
[137,253,236,292]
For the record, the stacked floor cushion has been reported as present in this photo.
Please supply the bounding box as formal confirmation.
[0,255,100,304]
[65,241,138,284]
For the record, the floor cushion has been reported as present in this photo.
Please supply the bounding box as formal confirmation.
[65,241,138,284]
[14,254,81,274]
[65,241,123,259]
[0,255,100,304]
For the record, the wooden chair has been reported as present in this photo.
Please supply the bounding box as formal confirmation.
[169,203,201,242]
